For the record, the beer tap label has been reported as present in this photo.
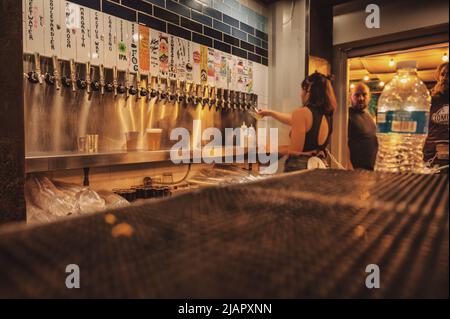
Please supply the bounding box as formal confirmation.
[103,14,116,68]
[192,43,201,84]
[159,33,169,78]
[26,0,45,55]
[186,41,193,82]
[200,45,208,85]
[23,0,27,53]
[43,0,61,57]
[207,48,215,85]
[128,22,139,73]
[246,61,254,93]
[90,10,104,66]
[175,37,188,82]
[61,1,76,60]
[168,35,177,80]
[116,19,128,71]
[218,53,228,89]
[150,29,160,77]
[236,58,245,92]
[138,25,150,74]
[75,5,91,64]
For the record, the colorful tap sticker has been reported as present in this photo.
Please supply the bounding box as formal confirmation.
[236,58,245,92]
[127,21,139,73]
[218,53,228,89]
[175,37,188,81]
[43,0,61,57]
[192,43,201,84]
[168,35,177,80]
[61,1,77,60]
[75,5,91,64]
[246,61,254,93]
[150,29,160,77]
[116,18,128,71]
[25,0,45,55]
[185,41,194,82]
[228,55,238,91]
[138,25,150,74]
[90,9,104,66]
[103,14,116,68]
[159,33,169,78]
[200,45,208,85]
[207,48,215,85]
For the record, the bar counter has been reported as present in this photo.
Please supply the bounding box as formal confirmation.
[0,169,448,298]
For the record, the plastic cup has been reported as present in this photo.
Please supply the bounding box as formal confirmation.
[126,131,140,151]
[146,128,163,151]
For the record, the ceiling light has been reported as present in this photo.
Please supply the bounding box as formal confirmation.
[350,83,355,89]
[379,81,385,88]
[442,53,449,62]
[389,58,395,67]
[363,75,370,82]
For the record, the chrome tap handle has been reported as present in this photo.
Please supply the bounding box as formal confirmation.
[99,65,106,95]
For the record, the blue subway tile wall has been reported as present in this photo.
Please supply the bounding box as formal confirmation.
[76,0,269,66]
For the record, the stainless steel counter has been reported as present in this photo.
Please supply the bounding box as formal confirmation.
[26,147,256,173]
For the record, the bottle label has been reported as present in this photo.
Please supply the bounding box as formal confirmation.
[377,110,429,134]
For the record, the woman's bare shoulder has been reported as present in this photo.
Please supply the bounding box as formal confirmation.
[292,106,311,119]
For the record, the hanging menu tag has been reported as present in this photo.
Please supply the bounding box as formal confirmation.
[150,29,160,77]
[175,37,188,81]
[139,25,150,74]
[200,45,208,85]
[207,48,216,85]
[61,1,77,60]
[75,5,91,63]
[218,53,228,89]
[168,35,177,80]
[116,19,128,71]
[23,0,28,53]
[159,33,169,78]
[103,14,116,68]
[43,0,61,57]
[90,10,104,65]
[186,41,194,82]
[192,43,201,84]
[25,0,45,54]
[128,21,139,73]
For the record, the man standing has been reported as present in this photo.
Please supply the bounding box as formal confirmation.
[347,83,379,170]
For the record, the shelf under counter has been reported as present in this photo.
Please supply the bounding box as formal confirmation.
[25,147,257,173]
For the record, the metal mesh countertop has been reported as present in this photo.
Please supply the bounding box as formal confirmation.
[0,170,448,298]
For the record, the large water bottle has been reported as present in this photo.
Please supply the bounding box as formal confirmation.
[375,61,431,173]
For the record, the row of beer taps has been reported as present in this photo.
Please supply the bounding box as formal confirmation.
[24,53,259,112]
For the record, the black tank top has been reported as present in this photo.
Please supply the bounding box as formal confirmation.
[303,105,332,152]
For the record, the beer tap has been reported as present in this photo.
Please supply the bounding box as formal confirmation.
[186,82,195,105]
[96,65,106,95]
[168,79,177,103]
[26,52,43,84]
[90,66,101,93]
[158,76,168,101]
[201,84,210,109]
[176,80,185,104]
[148,75,158,100]
[239,92,245,111]
[194,83,203,106]
[138,73,149,98]
[229,90,236,110]
[245,93,253,111]
[76,62,92,93]
[44,55,61,90]
[209,86,217,110]
[128,71,139,97]
[223,89,230,110]
[61,59,77,92]
[216,88,223,110]
[180,81,189,106]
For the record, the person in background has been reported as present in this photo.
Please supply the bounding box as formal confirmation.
[423,62,449,169]
[347,82,378,171]
[257,72,337,172]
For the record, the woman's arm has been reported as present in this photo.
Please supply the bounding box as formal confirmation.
[258,109,292,126]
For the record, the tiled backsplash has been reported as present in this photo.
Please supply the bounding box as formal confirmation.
[70,0,269,66]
